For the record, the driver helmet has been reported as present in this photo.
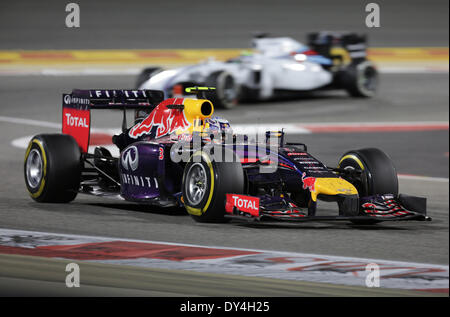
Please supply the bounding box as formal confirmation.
[204,116,233,143]
[205,116,232,134]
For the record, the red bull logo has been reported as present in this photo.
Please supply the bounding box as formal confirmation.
[129,98,191,139]
[301,172,316,192]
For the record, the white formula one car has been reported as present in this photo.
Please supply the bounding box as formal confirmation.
[137,32,378,110]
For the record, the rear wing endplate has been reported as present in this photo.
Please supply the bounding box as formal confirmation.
[62,89,164,152]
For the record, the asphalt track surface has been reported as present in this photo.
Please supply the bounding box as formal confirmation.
[0,73,448,266]
[0,0,448,49]
[0,0,448,296]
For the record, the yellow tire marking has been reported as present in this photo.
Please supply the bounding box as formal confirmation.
[25,139,47,199]
[338,154,365,170]
[185,151,215,217]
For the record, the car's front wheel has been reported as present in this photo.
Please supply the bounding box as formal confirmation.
[204,71,240,109]
[135,67,162,89]
[182,147,244,222]
[338,148,398,224]
[338,147,398,197]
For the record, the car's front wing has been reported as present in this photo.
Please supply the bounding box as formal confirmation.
[224,193,430,223]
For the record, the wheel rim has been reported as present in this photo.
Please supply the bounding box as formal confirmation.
[343,166,364,191]
[340,159,369,196]
[362,67,377,90]
[186,163,208,205]
[26,148,43,189]
[357,64,378,94]
[222,75,237,103]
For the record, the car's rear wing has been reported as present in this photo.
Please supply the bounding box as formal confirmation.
[307,32,368,64]
[62,89,164,152]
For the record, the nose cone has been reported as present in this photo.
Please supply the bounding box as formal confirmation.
[309,177,358,202]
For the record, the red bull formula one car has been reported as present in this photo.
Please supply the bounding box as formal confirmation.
[23,87,429,225]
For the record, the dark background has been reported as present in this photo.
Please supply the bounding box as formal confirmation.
[0,0,448,49]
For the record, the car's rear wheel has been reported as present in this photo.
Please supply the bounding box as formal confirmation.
[204,71,240,109]
[24,134,81,203]
[338,148,398,224]
[339,61,378,98]
[182,147,244,222]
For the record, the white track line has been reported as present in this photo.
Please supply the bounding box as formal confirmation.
[0,228,447,291]
[4,115,449,183]
[1,115,448,133]
[398,174,449,183]
[0,116,61,129]
[10,134,449,184]
[0,228,445,269]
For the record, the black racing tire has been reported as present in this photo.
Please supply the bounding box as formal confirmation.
[134,67,163,122]
[204,71,240,109]
[182,146,244,223]
[339,61,378,98]
[135,67,162,89]
[338,148,398,225]
[338,148,398,197]
[24,134,81,203]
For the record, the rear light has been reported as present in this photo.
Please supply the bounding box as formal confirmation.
[290,49,319,62]
[290,50,318,56]
[302,49,319,56]
[172,84,183,96]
